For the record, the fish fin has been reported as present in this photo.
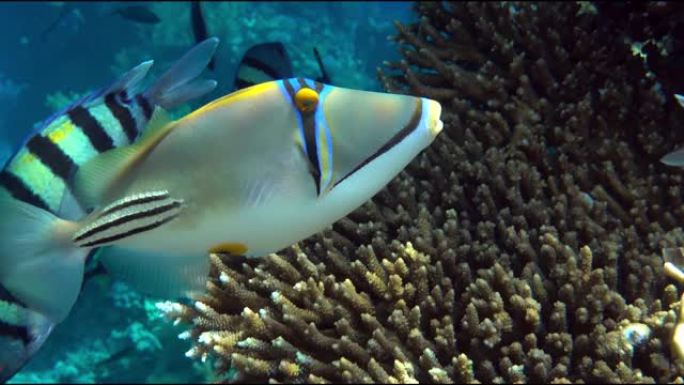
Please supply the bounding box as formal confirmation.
[234,42,294,90]
[313,47,331,84]
[99,246,209,298]
[154,79,217,110]
[100,60,154,98]
[661,146,684,167]
[72,190,184,249]
[74,107,175,209]
[144,37,219,109]
[24,59,154,146]
[57,188,86,221]
[0,192,86,323]
[676,94,684,109]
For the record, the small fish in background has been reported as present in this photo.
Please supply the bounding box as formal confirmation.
[0,79,444,381]
[233,42,333,90]
[111,5,160,24]
[660,94,684,166]
[190,1,215,71]
[313,47,332,84]
[0,38,219,384]
[40,2,84,41]
[233,42,294,90]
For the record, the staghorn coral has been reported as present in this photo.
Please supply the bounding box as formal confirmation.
[161,2,684,383]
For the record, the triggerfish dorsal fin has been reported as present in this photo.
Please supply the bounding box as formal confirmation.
[74,107,175,209]
[234,42,294,90]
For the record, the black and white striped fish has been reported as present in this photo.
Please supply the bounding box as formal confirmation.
[0,37,219,383]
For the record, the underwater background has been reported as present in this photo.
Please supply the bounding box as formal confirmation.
[1,2,413,383]
[3,1,684,384]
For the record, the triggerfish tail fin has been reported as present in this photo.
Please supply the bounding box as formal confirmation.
[234,42,294,90]
[0,192,87,324]
[143,37,219,109]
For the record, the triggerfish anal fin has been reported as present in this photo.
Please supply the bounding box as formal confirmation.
[74,108,175,210]
[234,42,294,90]
[96,246,209,298]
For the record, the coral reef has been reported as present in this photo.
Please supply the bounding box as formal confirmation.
[10,277,215,384]
[161,2,684,383]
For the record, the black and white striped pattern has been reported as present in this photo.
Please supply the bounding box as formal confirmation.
[73,190,184,248]
[1,89,150,214]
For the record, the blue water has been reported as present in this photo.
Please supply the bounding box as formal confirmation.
[0,1,414,383]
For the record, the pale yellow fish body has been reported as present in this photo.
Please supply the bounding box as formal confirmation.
[75,78,443,259]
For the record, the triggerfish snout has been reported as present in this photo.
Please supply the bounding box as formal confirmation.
[0,78,443,343]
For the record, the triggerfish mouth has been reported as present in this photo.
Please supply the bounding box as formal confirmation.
[0,77,443,371]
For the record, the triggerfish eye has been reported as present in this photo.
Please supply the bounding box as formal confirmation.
[295,87,319,112]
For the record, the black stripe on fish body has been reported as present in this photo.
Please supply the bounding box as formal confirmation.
[242,56,285,81]
[296,77,308,89]
[284,79,322,195]
[283,78,296,100]
[302,110,321,196]
[79,212,180,248]
[135,94,153,121]
[334,98,424,188]
[104,93,137,142]
[0,317,30,345]
[74,200,182,245]
[0,283,26,309]
[96,191,170,219]
[25,135,76,181]
[0,172,51,212]
[67,106,115,152]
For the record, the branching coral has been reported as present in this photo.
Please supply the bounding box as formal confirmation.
[162,2,684,383]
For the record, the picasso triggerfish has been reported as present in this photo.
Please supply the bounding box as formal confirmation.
[0,76,443,381]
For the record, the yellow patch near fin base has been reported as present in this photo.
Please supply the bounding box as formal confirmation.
[208,242,248,256]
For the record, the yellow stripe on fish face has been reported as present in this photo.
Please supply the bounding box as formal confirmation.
[184,81,278,122]
[7,148,66,211]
